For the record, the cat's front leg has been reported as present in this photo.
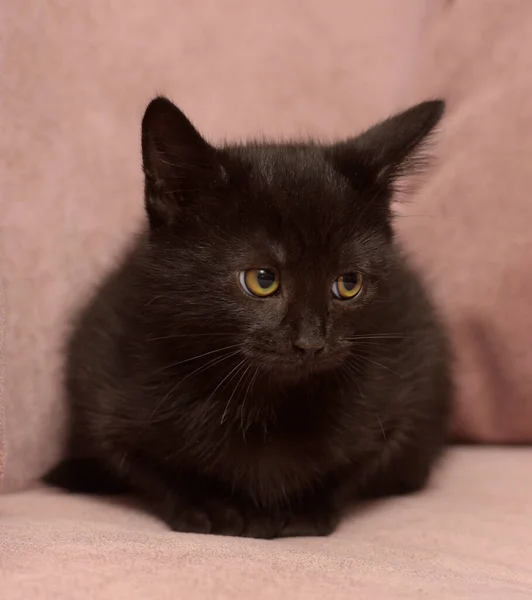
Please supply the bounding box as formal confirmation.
[107,454,229,534]
[161,486,290,538]
[107,451,280,537]
[107,447,343,538]
[257,484,343,538]
[186,494,339,539]
[167,494,287,539]
[150,484,290,538]
[124,461,336,537]
[164,493,245,536]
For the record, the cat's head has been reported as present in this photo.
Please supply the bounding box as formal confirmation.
[139,97,444,381]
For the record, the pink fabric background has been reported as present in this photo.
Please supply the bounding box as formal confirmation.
[0,276,5,483]
[397,0,532,441]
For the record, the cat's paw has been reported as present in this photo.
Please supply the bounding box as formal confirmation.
[164,499,297,539]
[279,507,339,538]
[164,497,338,539]
[166,500,246,536]
[168,503,288,539]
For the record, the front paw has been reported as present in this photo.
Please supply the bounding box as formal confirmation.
[167,499,246,537]
[280,505,339,538]
[165,497,284,538]
[165,497,338,539]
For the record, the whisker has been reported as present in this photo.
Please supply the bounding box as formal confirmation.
[344,333,409,341]
[143,293,173,308]
[155,343,243,372]
[346,340,402,349]
[240,366,260,438]
[342,361,365,398]
[145,350,241,426]
[375,411,387,440]
[352,354,403,379]
[345,359,365,376]
[221,362,252,425]
[206,358,248,409]
[146,332,239,342]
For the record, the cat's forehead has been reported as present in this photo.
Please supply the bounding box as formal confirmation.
[229,143,343,192]
[214,143,389,265]
[228,144,354,227]
[247,226,382,273]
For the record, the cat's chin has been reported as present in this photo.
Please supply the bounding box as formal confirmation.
[254,354,344,383]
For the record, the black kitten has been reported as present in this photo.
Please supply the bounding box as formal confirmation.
[45,97,452,538]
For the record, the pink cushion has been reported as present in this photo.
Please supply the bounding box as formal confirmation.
[0,276,5,483]
[396,0,532,442]
[2,448,532,598]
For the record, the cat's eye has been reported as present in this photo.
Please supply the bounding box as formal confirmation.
[239,268,280,298]
[332,272,363,300]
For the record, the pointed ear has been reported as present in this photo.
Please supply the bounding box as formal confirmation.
[327,100,445,194]
[141,96,221,228]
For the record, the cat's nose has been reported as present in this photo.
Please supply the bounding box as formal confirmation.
[292,337,326,356]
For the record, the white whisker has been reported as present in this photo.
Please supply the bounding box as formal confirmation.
[144,349,241,427]
[156,343,242,372]
[206,358,248,412]
[221,362,252,425]
[351,354,403,379]
[240,366,260,438]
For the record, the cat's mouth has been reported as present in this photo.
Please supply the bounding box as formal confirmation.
[247,348,347,381]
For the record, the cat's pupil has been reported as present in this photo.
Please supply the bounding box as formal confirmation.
[257,269,275,289]
[342,275,358,291]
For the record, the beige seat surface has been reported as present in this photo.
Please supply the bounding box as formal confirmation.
[1,448,531,599]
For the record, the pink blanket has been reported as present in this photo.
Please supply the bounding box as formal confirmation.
[2,448,532,599]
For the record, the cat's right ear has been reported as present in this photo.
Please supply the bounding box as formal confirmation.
[326,100,445,196]
[141,96,221,228]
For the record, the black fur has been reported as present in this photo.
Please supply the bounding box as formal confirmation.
[44,97,452,538]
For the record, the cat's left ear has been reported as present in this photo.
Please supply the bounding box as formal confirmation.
[141,96,223,228]
[327,100,445,194]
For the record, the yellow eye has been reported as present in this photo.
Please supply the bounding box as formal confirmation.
[239,268,280,298]
[332,272,363,300]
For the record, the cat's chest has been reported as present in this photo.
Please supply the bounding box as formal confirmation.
[209,399,358,501]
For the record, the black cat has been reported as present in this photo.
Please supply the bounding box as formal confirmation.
[45,97,452,538]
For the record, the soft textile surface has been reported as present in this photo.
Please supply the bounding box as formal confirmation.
[0,0,429,492]
[1,448,531,599]
[0,277,5,483]
[396,0,532,442]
